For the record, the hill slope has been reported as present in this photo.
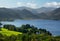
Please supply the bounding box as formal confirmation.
[0,7,60,20]
[0,8,39,21]
[0,28,22,36]
[48,8,60,20]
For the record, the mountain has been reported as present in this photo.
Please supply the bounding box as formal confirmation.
[16,9,39,19]
[36,7,56,13]
[0,7,60,21]
[0,8,22,21]
[13,7,56,14]
[37,13,49,19]
[48,8,60,20]
[34,7,60,20]
[0,8,39,21]
[13,7,37,14]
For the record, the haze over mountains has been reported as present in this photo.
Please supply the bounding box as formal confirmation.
[0,6,60,21]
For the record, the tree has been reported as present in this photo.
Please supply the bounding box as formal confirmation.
[22,35,26,41]
[21,24,31,29]
[39,28,52,36]
[16,34,23,41]
[0,23,2,27]
[0,33,4,41]
[25,24,31,29]
[3,24,16,31]
[8,35,17,41]
[0,23,2,31]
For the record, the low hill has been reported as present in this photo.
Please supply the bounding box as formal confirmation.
[0,28,22,36]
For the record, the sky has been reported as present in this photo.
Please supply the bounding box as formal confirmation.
[0,0,60,8]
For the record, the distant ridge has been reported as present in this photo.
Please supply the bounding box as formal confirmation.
[0,7,60,21]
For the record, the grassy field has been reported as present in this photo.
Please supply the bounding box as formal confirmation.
[0,28,22,36]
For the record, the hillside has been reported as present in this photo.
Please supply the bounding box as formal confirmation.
[13,7,55,14]
[0,8,39,21]
[0,28,22,36]
[36,7,55,13]
[0,8,22,21]
[0,7,60,20]
[0,24,60,41]
[49,8,60,20]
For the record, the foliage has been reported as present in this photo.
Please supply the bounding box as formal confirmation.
[0,28,22,36]
[0,23,2,31]
[0,24,60,41]
[3,24,52,36]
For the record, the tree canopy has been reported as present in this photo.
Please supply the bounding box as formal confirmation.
[0,24,59,41]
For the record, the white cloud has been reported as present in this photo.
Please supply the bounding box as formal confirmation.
[17,2,25,6]
[17,2,38,8]
[0,5,9,8]
[43,2,60,8]
[26,3,37,8]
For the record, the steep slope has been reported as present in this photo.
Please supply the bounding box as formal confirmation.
[0,8,39,21]
[0,7,60,20]
[48,8,60,20]
[13,6,37,14]
[0,28,22,36]
[19,9,39,19]
[36,7,55,13]
[37,13,49,19]
[0,8,22,21]
[13,7,55,14]
[37,7,60,20]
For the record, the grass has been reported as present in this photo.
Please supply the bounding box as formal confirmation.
[0,28,22,36]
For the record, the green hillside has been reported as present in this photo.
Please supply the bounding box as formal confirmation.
[0,24,60,41]
[0,28,22,36]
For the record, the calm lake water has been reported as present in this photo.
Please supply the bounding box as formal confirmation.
[1,19,60,36]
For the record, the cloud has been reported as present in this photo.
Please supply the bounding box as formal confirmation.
[43,2,60,8]
[17,2,38,8]
[26,3,37,8]
[17,2,25,6]
[0,5,9,8]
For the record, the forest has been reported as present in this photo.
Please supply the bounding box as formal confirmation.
[0,23,60,41]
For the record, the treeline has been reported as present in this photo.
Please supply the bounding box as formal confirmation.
[0,33,60,41]
[3,24,52,35]
[0,23,60,41]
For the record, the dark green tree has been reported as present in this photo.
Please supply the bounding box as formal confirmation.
[0,23,2,31]
[8,35,17,41]
[3,24,16,31]
[0,33,4,41]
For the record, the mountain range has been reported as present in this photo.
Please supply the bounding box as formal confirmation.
[0,7,60,21]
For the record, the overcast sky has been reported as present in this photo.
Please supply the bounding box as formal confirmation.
[0,0,60,8]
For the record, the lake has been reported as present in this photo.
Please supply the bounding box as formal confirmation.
[1,19,60,36]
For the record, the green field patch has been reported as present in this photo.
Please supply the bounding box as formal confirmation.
[0,28,22,36]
